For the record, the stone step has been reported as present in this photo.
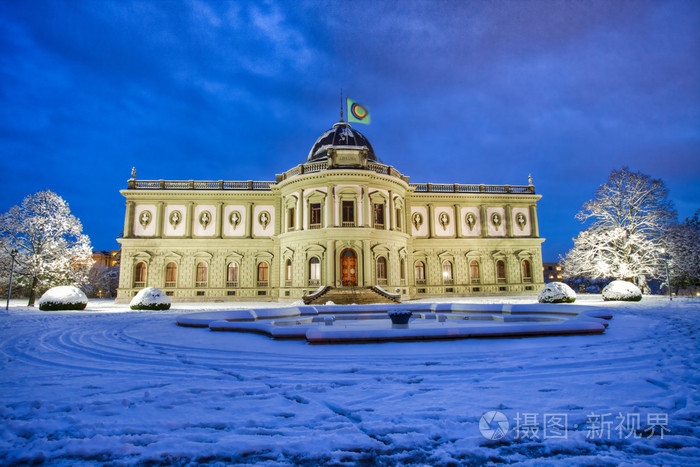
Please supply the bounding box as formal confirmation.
[307,287,397,305]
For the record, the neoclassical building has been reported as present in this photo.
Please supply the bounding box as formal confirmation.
[116,118,544,302]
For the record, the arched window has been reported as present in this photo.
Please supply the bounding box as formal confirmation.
[400,258,406,283]
[469,260,480,284]
[522,260,532,282]
[376,257,387,285]
[196,262,208,287]
[227,262,238,287]
[415,261,426,285]
[134,262,146,288]
[442,260,453,284]
[165,262,177,288]
[496,260,506,283]
[285,259,293,283]
[308,257,321,286]
[257,262,269,287]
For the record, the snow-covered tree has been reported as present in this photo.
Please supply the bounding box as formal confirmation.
[0,191,94,306]
[562,168,676,293]
[83,263,120,298]
[664,210,700,293]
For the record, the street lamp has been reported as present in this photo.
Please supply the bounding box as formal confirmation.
[5,249,18,311]
[661,248,672,301]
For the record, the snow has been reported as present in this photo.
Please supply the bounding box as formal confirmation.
[37,286,88,308]
[129,287,171,309]
[538,282,577,303]
[602,280,643,301]
[1,295,699,465]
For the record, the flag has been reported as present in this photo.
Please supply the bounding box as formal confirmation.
[347,98,370,124]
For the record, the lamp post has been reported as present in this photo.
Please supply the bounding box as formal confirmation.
[661,248,672,301]
[5,249,18,311]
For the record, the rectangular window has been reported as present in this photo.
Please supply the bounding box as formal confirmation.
[288,207,295,230]
[342,201,354,227]
[310,203,321,229]
[373,203,384,229]
[395,209,401,230]
[227,290,236,296]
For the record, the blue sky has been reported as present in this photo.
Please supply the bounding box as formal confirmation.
[1,0,698,261]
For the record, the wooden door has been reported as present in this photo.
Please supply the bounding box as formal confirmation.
[340,249,358,286]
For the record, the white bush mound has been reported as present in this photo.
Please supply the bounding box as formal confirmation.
[602,280,642,301]
[130,287,171,310]
[538,282,576,303]
[39,286,88,311]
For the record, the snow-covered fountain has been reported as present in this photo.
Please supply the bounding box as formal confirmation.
[176,303,612,344]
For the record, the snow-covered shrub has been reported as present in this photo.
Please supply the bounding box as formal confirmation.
[602,280,642,301]
[130,287,171,310]
[38,286,88,311]
[538,282,576,303]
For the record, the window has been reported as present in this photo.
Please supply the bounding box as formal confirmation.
[196,262,208,287]
[342,201,355,227]
[134,262,146,288]
[310,203,322,229]
[496,260,506,283]
[257,262,269,287]
[288,207,295,230]
[227,262,239,287]
[442,261,453,285]
[395,208,402,231]
[165,262,177,288]
[522,260,532,282]
[400,258,406,285]
[285,259,292,283]
[469,260,480,284]
[373,203,385,229]
[376,257,387,285]
[414,261,425,285]
[309,257,321,286]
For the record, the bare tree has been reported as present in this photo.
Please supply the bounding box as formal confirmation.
[665,210,700,293]
[0,191,94,306]
[562,168,676,292]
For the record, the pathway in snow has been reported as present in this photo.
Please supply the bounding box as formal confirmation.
[0,296,698,465]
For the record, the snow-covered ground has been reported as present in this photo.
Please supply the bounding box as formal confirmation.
[1,295,698,465]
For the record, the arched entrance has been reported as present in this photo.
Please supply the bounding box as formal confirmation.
[340,249,358,286]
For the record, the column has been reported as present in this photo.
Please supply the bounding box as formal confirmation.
[362,239,371,285]
[479,205,488,238]
[505,205,513,237]
[326,240,335,286]
[427,204,435,238]
[363,186,370,227]
[529,204,539,238]
[454,204,461,238]
[325,187,333,228]
[215,202,224,238]
[124,201,135,238]
[156,202,165,238]
[298,189,304,231]
[185,202,194,238]
[388,190,394,230]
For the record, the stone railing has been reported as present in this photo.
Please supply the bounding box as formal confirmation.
[410,183,535,194]
[276,161,410,183]
[128,179,275,191]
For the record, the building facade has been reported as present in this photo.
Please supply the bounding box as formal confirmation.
[116,119,544,302]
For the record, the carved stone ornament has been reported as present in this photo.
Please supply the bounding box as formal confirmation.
[465,212,476,230]
[491,212,502,228]
[229,210,241,228]
[516,212,527,230]
[199,211,212,229]
[412,212,423,230]
[169,210,182,227]
[258,211,270,229]
[439,212,450,230]
[138,210,152,228]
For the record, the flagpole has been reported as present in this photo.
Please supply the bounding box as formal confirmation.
[340,88,344,122]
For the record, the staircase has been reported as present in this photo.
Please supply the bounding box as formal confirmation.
[303,286,401,305]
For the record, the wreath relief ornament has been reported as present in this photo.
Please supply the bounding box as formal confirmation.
[229,210,241,228]
[516,212,527,230]
[258,211,270,229]
[169,210,182,227]
[412,212,423,230]
[199,211,212,228]
[138,210,152,228]
[465,212,476,230]
[439,212,450,230]
[491,212,502,228]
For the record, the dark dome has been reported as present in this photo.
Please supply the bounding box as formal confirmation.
[306,121,377,163]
